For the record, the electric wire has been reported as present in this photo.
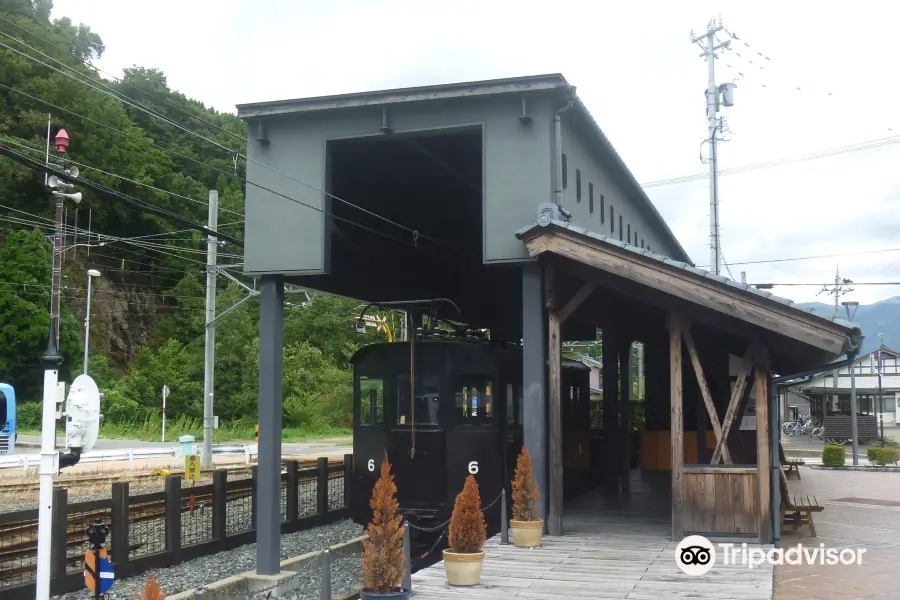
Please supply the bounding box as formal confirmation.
[719,26,897,134]
[0,16,247,144]
[642,134,900,188]
[0,134,244,217]
[694,247,900,268]
[0,83,427,253]
[0,40,442,248]
[0,143,243,246]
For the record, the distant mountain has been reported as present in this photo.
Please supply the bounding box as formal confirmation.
[796,296,900,355]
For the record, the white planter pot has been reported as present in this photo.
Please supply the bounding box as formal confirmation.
[442,549,484,586]
[510,519,544,548]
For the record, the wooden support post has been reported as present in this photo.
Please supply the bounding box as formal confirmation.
[683,325,731,464]
[212,469,227,540]
[286,460,299,524]
[110,482,129,576]
[317,457,330,516]
[755,353,772,543]
[545,260,563,536]
[602,326,620,494]
[619,339,633,493]
[165,475,182,561]
[669,314,684,540]
[343,453,353,508]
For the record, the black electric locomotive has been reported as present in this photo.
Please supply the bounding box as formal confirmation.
[349,314,594,556]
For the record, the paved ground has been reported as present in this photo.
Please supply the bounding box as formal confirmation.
[775,467,900,600]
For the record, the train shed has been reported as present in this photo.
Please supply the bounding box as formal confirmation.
[235,73,861,578]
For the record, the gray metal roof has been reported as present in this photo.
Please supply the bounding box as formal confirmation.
[235,73,569,116]
[515,218,860,335]
[235,73,691,264]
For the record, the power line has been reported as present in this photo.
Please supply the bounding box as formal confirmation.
[0,42,444,248]
[0,134,244,218]
[0,16,247,144]
[753,282,900,286]
[641,133,900,188]
[695,246,900,268]
[719,26,897,134]
[0,143,243,246]
[0,209,226,276]
[0,83,427,253]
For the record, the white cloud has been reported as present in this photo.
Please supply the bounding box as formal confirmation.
[51,0,900,304]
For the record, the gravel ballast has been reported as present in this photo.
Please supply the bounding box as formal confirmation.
[51,519,364,600]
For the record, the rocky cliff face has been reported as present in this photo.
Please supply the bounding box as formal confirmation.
[61,257,171,367]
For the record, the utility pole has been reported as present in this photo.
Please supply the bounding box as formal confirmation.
[49,130,69,347]
[692,19,734,276]
[819,266,854,317]
[842,300,861,465]
[202,190,218,469]
[876,331,885,447]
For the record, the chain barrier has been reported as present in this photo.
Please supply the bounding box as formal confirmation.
[416,529,446,562]
[405,489,502,533]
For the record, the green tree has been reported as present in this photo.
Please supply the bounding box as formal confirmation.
[0,229,81,398]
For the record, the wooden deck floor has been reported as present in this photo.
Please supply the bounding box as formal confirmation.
[411,474,774,599]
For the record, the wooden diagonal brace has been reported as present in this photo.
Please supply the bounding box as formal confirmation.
[683,324,732,464]
[711,345,756,464]
[558,281,598,324]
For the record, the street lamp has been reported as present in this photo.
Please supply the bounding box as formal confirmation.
[841,300,860,465]
[83,269,101,375]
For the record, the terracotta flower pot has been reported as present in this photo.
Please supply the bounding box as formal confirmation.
[442,548,484,586]
[510,519,544,548]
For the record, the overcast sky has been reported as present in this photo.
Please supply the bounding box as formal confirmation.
[52,0,900,306]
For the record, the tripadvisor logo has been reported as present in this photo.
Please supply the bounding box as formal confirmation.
[675,535,868,574]
[675,535,716,575]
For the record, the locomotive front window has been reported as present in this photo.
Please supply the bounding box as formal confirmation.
[358,376,384,426]
[396,375,440,426]
[454,375,494,426]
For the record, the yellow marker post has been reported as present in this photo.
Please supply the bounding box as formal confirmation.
[185,454,201,481]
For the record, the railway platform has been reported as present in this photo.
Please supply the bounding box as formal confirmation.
[411,474,775,599]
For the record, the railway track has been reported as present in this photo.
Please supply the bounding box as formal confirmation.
[0,456,336,494]
[0,458,344,585]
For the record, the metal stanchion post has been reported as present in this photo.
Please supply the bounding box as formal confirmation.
[402,522,412,592]
[501,488,509,545]
[319,550,331,600]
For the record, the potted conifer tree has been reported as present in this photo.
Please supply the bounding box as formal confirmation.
[442,475,487,586]
[510,446,544,547]
[361,452,409,599]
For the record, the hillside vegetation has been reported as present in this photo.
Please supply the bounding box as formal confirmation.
[0,0,390,440]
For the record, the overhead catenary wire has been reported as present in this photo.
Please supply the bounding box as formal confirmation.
[0,16,247,144]
[0,41,442,249]
[0,134,244,217]
[695,246,900,268]
[0,143,243,246]
[641,133,900,188]
[0,83,430,254]
[0,209,229,271]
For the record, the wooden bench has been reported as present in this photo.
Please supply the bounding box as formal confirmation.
[779,442,805,479]
[780,470,824,537]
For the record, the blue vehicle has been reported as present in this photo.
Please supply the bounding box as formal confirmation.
[0,383,15,454]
